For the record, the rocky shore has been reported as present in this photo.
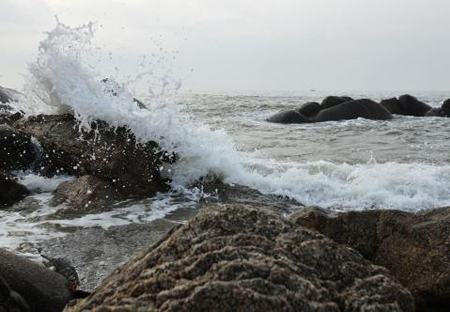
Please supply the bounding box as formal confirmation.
[1,86,450,311]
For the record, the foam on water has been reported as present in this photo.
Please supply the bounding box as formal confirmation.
[14,20,450,212]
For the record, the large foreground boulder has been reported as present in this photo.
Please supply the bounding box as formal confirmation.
[291,206,450,311]
[0,124,36,171]
[66,204,414,312]
[14,114,173,197]
[0,248,73,312]
[0,174,30,207]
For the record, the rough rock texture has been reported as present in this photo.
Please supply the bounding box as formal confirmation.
[290,206,450,311]
[50,175,125,211]
[0,124,36,171]
[0,174,30,207]
[66,205,414,312]
[198,179,303,215]
[0,248,73,312]
[14,114,173,197]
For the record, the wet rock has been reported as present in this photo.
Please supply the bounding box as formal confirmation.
[41,208,198,291]
[381,97,402,115]
[0,248,73,312]
[290,206,450,311]
[0,174,30,207]
[441,99,450,116]
[14,114,173,197]
[321,96,353,109]
[297,101,322,117]
[266,109,309,124]
[397,95,432,116]
[0,124,36,171]
[50,175,125,211]
[314,99,392,122]
[66,204,414,312]
[198,179,303,214]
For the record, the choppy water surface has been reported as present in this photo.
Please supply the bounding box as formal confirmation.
[2,20,450,252]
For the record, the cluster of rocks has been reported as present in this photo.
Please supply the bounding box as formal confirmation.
[267,94,450,124]
[4,202,450,311]
[2,85,450,312]
[0,86,174,210]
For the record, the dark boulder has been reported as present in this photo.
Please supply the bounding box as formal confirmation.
[266,109,309,124]
[0,248,73,312]
[14,115,173,197]
[0,124,36,171]
[321,96,353,109]
[314,99,392,122]
[50,175,125,211]
[0,273,30,312]
[381,97,402,114]
[290,206,450,312]
[66,204,414,312]
[441,99,450,117]
[297,101,322,117]
[0,174,30,207]
[397,95,432,116]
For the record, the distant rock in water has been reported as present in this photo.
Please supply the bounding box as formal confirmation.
[266,109,309,124]
[66,204,414,312]
[267,97,392,124]
[297,101,322,117]
[313,99,392,122]
[321,96,354,109]
[291,206,450,312]
[0,174,30,207]
[13,114,174,198]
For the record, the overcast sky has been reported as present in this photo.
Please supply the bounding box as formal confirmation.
[1,0,450,92]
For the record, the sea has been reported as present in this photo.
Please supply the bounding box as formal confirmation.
[2,21,450,255]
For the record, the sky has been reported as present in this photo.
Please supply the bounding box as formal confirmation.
[1,0,450,93]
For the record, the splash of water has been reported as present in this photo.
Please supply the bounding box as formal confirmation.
[16,20,450,211]
[18,20,248,187]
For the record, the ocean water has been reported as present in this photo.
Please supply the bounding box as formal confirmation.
[2,21,450,252]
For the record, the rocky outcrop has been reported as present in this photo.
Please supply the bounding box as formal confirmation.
[381,95,432,117]
[290,206,450,311]
[313,99,392,122]
[0,174,30,207]
[14,114,173,197]
[0,124,36,171]
[66,204,414,312]
[267,97,391,124]
[0,248,73,312]
[50,175,125,211]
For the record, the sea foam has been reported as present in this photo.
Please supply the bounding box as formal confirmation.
[15,20,450,211]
